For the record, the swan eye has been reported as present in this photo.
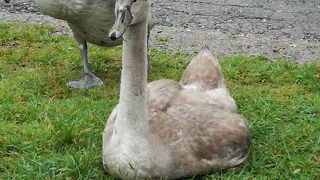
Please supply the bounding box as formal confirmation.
[133,0,137,2]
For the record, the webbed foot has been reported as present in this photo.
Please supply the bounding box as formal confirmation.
[67,73,104,88]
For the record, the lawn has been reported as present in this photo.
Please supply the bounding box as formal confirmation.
[0,23,319,179]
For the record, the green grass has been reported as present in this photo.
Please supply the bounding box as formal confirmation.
[0,23,319,179]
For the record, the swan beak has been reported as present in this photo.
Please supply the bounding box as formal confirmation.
[109,6,133,40]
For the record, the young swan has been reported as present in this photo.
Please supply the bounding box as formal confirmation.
[35,0,121,88]
[102,0,250,179]
[35,0,152,88]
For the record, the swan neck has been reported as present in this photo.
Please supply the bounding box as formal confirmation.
[116,21,148,136]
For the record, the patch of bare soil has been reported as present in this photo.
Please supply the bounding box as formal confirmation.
[1,0,319,62]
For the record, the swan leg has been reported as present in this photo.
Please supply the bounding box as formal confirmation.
[67,35,104,88]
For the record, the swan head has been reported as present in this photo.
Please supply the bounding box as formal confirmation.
[109,0,150,40]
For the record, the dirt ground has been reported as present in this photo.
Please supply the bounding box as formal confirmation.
[1,0,320,62]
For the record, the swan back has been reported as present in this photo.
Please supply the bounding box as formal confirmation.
[171,46,236,112]
[181,46,225,91]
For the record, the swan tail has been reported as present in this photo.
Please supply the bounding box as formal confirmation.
[180,45,225,91]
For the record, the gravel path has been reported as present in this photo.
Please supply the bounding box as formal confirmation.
[1,0,320,62]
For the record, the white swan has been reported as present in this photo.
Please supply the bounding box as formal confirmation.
[102,0,250,179]
[35,0,152,88]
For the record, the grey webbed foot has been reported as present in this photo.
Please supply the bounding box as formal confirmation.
[67,73,104,88]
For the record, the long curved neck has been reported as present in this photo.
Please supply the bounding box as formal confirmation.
[115,20,148,138]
